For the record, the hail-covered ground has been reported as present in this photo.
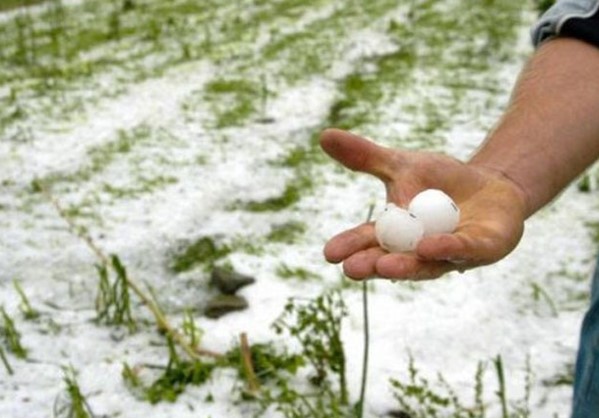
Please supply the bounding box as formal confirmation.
[1,1,597,417]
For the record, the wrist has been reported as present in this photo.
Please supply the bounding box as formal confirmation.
[466,160,532,219]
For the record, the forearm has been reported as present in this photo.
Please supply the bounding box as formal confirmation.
[469,37,599,218]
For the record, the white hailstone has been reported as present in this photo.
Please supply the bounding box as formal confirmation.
[375,203,424,252]
[408,189,460,236]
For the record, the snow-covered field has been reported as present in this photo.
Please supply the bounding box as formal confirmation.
[1,1,597,417]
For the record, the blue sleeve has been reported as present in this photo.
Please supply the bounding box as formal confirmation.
[531,0,599,49]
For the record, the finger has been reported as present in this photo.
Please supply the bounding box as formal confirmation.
[375,253,456,280]
[342,247,388,280]
[416,233,472,263]
[323,222,378,263]
[416,222,522,266]
[320,128,396,180]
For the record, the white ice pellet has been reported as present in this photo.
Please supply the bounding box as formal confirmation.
[408,189,460,236]
[375,203,424,252]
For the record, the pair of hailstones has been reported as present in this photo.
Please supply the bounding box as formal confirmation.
[375,189,460,252]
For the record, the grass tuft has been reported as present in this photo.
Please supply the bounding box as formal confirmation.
[95,255,137,333]
[54,366,94,418]
[0,307,28,359]
[13,280,40,320]
[170,236,232,273]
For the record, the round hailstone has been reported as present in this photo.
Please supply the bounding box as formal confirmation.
[375,203,424,252]
[408,189,460,236]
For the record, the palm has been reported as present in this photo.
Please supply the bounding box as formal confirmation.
[320,129,527,280]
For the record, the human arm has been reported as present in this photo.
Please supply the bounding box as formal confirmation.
[321,37,599,280]
[470,37,599,218]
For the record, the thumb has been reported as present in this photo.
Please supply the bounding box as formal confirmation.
[320,129,396,181]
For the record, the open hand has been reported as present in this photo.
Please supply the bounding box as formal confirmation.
[320,129,528,280]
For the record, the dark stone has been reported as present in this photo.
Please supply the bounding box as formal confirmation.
[210,267,255,295]
[256,116,276,124]
[204,295,248,319]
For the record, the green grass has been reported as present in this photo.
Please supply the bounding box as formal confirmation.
[0,0,47,12]
[0,0,225,136]
[0,307,28,359]
[321,0,523,148]
[204,78,262,127]
[170,237,232,273]
[7,0,524,271]
[0,1,556,416]
[276,264,320,281]
[169,220,308,276]
[31,123,178,211]
[266,221,306,244]
[6,0,530,238]
[58,367,94,418]
[0,0,524,142]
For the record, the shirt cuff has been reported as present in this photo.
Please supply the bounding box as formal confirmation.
[531,0,599,49]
